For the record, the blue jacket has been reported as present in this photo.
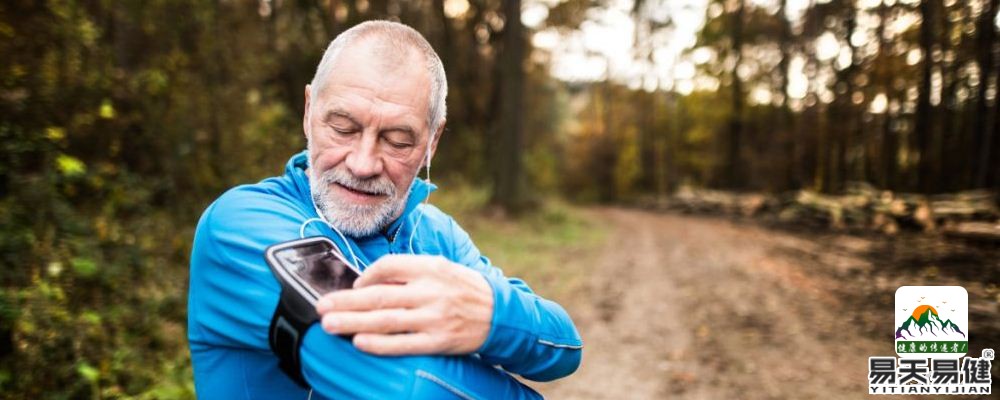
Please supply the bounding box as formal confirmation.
[187,151,583,399]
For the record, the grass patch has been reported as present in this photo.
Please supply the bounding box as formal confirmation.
[431,183,606,301]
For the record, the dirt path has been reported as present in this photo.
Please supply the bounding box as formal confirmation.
[531,208,999,399]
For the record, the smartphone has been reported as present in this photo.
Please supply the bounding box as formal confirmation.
[264,236,361,306]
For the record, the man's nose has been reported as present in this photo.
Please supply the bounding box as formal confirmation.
[344,133,383,179]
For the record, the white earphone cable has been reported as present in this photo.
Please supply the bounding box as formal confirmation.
[407,128,435,253]
[300,212,366,269]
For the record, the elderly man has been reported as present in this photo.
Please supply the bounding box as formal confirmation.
[187,21,582,399]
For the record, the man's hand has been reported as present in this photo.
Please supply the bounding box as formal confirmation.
[315,254,494,356]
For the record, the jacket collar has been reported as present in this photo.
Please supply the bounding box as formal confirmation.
[285,150,437,240]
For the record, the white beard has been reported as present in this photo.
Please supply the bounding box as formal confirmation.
[308,159,409,238]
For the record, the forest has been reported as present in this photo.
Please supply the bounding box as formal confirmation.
[1,0,997,398]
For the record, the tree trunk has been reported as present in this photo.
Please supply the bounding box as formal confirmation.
[915,0,938,193]
[844,2,860,186]
[778,0,796,190]
[974,0,998,188]
[939,3,960,192]
[876,0,894,189]
[725,0,745,189]
[491,0,525,212]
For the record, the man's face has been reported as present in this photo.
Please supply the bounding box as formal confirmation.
[304,41,439,237]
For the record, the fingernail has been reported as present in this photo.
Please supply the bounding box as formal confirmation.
[323,316,338,332]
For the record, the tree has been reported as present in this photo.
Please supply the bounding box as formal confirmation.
[974,0,998,188]
[491,0,526,211]
[915,0,939,193]
[725,0,746,189]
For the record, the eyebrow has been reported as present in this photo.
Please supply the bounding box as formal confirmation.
[381,124,416,138]
[323,109,361,127]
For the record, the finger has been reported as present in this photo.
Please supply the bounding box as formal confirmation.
[352,332,442,356]
[316,284,424,313]
[320,309,430,335]
[355,254,435,288]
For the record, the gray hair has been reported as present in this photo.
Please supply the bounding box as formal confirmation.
[310,20,448,135]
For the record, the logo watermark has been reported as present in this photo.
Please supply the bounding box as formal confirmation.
[868,286,992,395]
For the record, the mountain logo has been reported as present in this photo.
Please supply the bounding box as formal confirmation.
[894,305,965,339]
[895,286,968,359]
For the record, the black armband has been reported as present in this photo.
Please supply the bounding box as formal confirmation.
[268,281,317,389]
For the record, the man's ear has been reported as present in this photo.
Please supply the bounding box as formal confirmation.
[427,119,446,165]
[303,85,312,141]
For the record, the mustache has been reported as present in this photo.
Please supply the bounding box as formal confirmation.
[320,168,395,197]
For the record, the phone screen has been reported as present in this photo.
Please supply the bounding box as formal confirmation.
[271,240,359,300]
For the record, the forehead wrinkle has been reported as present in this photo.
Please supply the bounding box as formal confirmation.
[331,72,428,109]
[324,108,361,126]
[319,85,426,132]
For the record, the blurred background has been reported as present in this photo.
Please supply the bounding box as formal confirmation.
[2,0,999,398]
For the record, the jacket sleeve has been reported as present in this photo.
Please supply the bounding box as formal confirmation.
[188,188,541,399]
[447,218,583,382]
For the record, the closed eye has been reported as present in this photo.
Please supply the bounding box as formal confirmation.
[329,124,358,135]
[383,138,414,149]
[381,128,416,149]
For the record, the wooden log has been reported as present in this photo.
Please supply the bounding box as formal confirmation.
[929,190,999,221]
[942,222,1000,243]
[663,185,997,237]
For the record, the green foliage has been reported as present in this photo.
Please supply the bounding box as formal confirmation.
[0,0,286,398]
[613,126,642,199]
